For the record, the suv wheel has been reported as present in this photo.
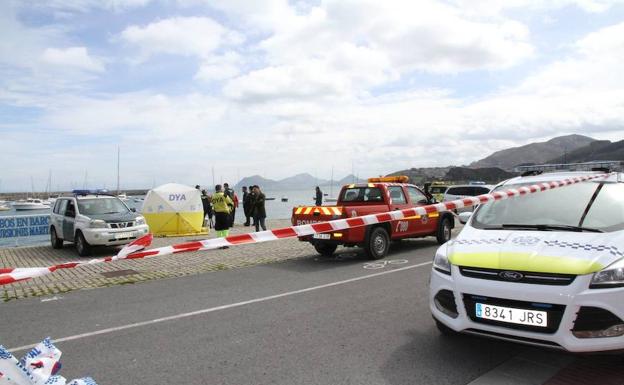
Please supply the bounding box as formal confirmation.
[50,227,63,249]
[364,227,390,260]
[436,217,452,244]
[75,231,91,257]
[434,318,456,336]
[314,242,337,257]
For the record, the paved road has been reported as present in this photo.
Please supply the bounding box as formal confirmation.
[0,239,615,385]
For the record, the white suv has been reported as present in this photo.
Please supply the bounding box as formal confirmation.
[50,191,149,256]
[430,171,624,353]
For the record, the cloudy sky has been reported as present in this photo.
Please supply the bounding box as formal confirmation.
[1,0,624,191]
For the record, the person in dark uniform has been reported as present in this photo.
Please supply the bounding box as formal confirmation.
[251,185,267,231]
[315,186,323,206]
[248,185,256,227]
[242,186,251,226]
[200,189,212,228]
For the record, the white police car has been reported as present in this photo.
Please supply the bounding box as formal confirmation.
[430,171,624,352]
[50,190,149,256]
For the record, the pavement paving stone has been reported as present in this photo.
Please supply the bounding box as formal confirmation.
[0,219,321,301]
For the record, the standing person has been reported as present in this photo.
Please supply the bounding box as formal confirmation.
[230,191,239,228]
[200,189,212,229]
[242,186,251,226]
[248,185,256,227]
[251,185,267,231]
[223,183,233,199]
[315,186,323,206]
[212,184,233,248]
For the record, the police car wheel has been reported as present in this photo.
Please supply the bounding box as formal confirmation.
[365,227,390,260]
[50,227,63,249]
[75,231,91,257]
[314,243,337,257]
[436,217,452,244]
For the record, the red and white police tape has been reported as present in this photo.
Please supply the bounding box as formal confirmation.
[0,173,611,286]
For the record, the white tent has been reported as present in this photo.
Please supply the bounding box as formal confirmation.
[142,183,206,236]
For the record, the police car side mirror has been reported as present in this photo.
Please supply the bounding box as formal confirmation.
[458,212,472,224]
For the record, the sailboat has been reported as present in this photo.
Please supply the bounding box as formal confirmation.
[325,166,338,203]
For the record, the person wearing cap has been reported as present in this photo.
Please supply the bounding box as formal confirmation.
[212,184,233,247]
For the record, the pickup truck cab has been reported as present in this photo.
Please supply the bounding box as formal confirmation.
[50,190,149,256]
[291,176,455,259]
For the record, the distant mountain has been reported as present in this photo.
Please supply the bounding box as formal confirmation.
[546,139,624,163]
[387,167,450,185]
[235,175,280,190]
[470,134,597,170]
[445,167,517,183]
[234,173,360,190]
[334,174,366,185]
[387,166,515,185]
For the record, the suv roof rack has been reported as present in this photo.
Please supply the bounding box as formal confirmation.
[515,161,622,174]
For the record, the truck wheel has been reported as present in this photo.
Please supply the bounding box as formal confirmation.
[436,217,452,244]
[75,231,91,257]
[50,227,63,249]
[314,243,337,257]
[364,227,390,260]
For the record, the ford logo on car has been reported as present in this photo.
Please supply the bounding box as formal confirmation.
[499,271,524,281]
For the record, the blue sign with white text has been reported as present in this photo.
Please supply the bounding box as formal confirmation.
[0,215,50,238]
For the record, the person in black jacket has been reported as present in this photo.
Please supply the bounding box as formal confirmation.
[242,186,251,226]
[251,185,267,231]
[200,189,213,228]
[315,186,323,206]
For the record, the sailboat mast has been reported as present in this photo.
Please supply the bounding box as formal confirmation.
[116,146,120,195]
[330,166,334,197]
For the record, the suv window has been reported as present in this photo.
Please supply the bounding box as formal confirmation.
[66,200,76,217]
[472,186,490,195]
[407,186,428,205]
[341,187,384,203]
[55,199,68,214]
[388,186,407,204]
[77,197,128,215]
[446,186,472,196]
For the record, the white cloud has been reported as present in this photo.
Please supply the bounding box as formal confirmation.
[42,46,105,72]
[120,16,243,61]
[195,51,242,82]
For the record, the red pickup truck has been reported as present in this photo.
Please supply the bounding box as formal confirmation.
[291,176,454,259]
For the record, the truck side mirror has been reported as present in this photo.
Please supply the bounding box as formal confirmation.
[131,208,137,212]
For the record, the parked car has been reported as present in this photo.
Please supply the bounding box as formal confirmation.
[442,184,493,212]
[50,190,149,256]
[430,170,624,353]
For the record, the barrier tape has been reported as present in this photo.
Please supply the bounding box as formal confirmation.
[0,173,610,286]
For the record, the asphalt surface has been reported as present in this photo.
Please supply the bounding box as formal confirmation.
[0,237,582,385]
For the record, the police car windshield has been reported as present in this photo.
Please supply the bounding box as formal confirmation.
[77,198,129,215]
[472,181,624,232]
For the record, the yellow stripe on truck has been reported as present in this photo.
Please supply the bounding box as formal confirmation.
[303,207,313,215]
[321,207,331,215]
[295,207,303,214]
[331,207,342,215]
[448,252,605,275]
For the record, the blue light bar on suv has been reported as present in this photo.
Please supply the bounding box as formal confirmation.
[72,189,111,196]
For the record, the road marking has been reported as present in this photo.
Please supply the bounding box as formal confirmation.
[7,261,432,353]
[363,259,409,269]
[40,296,63,302]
